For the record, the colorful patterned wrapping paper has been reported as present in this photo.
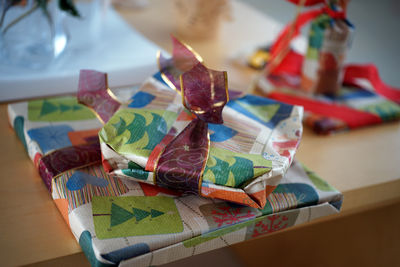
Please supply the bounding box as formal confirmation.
[301,2,353,95]
[99,72,303,208]
[8,88,342,266]
[254,0,400,135]
[257,81,400,134]
[53,161,342,267]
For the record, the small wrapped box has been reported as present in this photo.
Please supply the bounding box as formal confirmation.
[78,37,304,209]
[256,0,400,134]
[301,0,353,95]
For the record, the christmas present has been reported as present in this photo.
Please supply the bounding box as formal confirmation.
[253,0,400,134]
[82,37,304,209]
[301,0,353,95]
[7,89,345,264]
[56,161,343,267]
[7,34,344,267]
[8,90,342,267]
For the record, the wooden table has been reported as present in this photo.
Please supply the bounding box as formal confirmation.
[1,1,399,266]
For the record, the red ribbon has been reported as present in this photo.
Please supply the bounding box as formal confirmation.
[267,0,400,106]
[268,91,382,129]
[270,1,347,68]
[344,64,400,104]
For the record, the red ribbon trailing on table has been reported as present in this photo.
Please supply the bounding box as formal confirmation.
[343,64,400,105]
[265,0,400,130]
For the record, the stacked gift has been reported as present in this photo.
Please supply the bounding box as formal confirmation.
[8,38,343,266]
[254,0,400,134]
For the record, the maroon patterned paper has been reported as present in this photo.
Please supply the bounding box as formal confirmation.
[155,63,228,194]
[38,142,101,191]
[156,119,209,194]
[77,70,120,124]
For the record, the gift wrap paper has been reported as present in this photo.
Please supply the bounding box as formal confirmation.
[99,73,303,208]
[255,0,400,134]
[8,76,342,266]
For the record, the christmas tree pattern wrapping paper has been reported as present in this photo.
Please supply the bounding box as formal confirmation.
[84,36,304,209]
[7,35,343,265]
[8,77,342,267]
[98,72,303,209]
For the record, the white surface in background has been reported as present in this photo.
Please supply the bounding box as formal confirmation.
[0,3,162,102]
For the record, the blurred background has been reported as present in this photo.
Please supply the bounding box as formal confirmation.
[247,0,400,86]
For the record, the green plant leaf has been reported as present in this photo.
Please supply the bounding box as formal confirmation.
[58,0,80,17]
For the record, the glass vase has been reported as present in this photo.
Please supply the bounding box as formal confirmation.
[0,0,68,71]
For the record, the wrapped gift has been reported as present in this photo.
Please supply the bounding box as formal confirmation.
[7,37,343,267]
[301,0,353,95]
[8,81,343,267]
[8,85,343,267]
[80,37,304,209]
[67,161,342,267]
[255,0,400,134]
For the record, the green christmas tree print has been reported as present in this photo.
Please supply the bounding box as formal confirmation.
[121,161,149,181]
[28,96,95,121]
[203,147,271,188]
[92,196,183,239]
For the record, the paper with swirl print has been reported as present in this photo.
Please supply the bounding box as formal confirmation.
[156,119,209,194]
[38,142,102,191]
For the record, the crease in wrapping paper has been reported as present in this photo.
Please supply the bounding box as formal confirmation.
[257,0,400,134]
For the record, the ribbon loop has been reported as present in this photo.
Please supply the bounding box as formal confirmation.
[181,63,228,124]
[77,70,121,124]
[158,35,203,91]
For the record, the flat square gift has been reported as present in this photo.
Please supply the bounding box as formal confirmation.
[7,80,342,267]
[7,36,343,267]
